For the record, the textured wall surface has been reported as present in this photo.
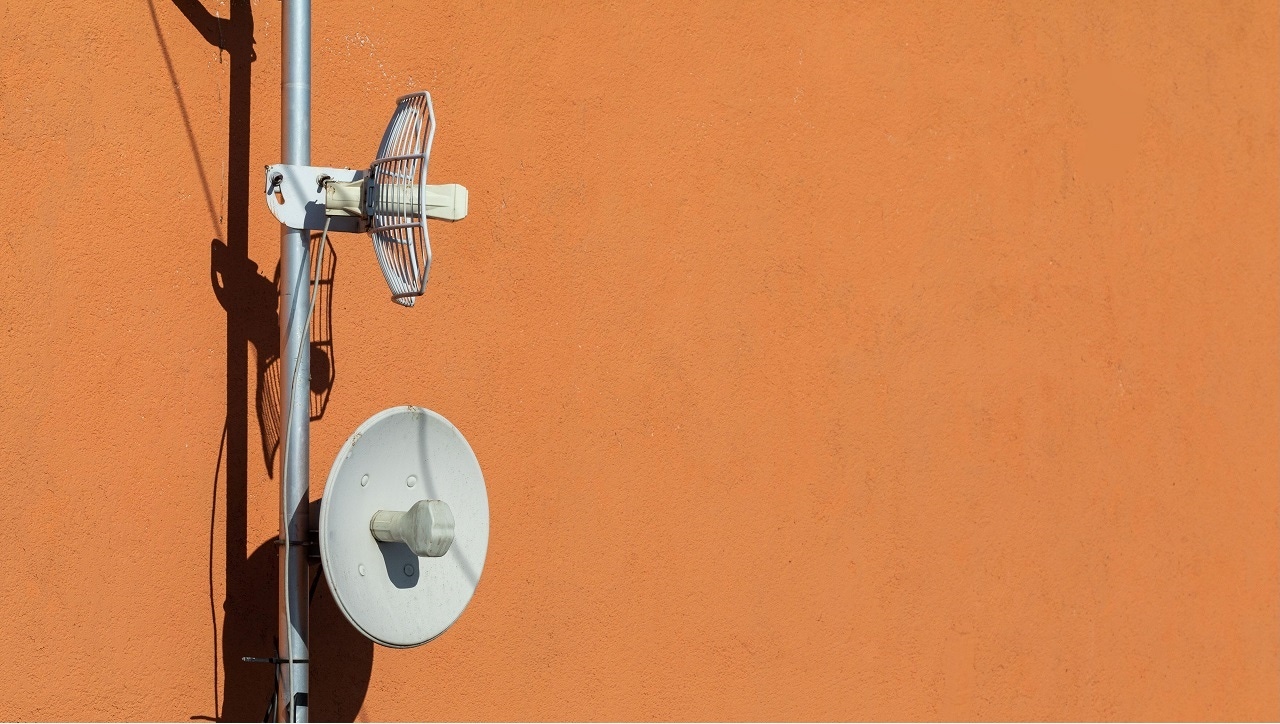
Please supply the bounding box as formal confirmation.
[0,0,1276,720]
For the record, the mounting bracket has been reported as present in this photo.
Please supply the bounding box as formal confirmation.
[265,164,468,232]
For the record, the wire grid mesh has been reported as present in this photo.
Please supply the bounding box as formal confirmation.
[367,91,436,307]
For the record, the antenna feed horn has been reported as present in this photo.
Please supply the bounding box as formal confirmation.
[369,499,456,557]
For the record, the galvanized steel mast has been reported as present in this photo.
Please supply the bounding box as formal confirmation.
[279,0,311,718]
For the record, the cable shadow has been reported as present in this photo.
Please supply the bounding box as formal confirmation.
[155,0,373,719]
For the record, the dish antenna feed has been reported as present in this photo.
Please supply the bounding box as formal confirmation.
[265,91,467,306]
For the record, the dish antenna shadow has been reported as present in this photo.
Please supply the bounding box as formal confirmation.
[261,3,483,720]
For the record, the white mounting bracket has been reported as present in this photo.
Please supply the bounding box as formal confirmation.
[265,163,469,231]
[265,164,366,232]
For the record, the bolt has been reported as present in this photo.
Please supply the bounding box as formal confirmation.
[358,564,366,576]
[406,475,417,488]
[360,474,369,487]
[404,563,415,576]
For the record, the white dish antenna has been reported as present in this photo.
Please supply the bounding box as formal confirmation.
[265,91,467,306]
[318,406,489,648]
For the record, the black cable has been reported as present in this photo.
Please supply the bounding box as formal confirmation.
[262,641,280,723]
[309,566,324,603]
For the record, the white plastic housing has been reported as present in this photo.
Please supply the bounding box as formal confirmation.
[370,499,456,557]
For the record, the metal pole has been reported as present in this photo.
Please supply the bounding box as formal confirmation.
[279,0,311,719]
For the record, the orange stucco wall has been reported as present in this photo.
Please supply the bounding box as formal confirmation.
[1,1,1277,720]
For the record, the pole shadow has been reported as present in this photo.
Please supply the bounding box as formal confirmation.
[154,0,373,719]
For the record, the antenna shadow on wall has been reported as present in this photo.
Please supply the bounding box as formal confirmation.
[255,235,337,477]
[160,0,374,718]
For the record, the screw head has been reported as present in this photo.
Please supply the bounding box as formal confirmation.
[403,563,415,576]
[406,475,417,488]
[360,474,369,487]
[358,564,366,576]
